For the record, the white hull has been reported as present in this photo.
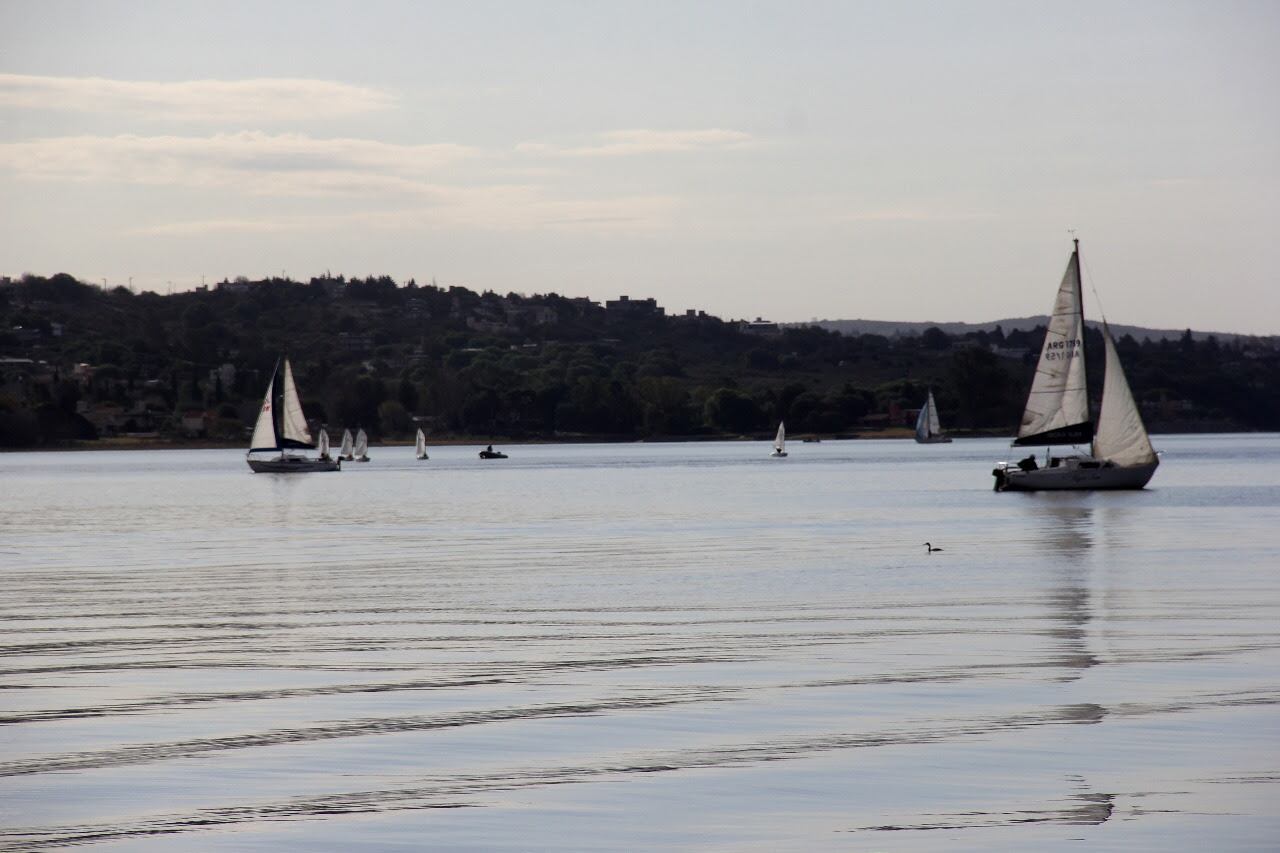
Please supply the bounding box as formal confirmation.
[993,457,1157,491]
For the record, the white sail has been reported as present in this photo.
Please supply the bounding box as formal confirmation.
[926,390,942,436]
[415,428,427,459]
[340,429,354,459]
[773,421,786,453]
[916,390,943,440]
[279,359,313,446]
[318,429,330,457]
[1017,245,1090,444]
[248,374,277,451]
[354,429,368,458]
[1093,326,1157,466]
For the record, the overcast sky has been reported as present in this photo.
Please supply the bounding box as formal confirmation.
[1,1,1277,333]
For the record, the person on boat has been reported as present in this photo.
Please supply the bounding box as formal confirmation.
[486,444,493,452]
[1018,454,1038,472]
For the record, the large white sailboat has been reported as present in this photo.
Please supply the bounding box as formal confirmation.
[415,428,429,460]
[914,389,952,444]
[771,421,787,457]
[246,359,340,473]
[993,239,1159,491]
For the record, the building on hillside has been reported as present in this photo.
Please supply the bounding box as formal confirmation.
[739,318,781,337]
[208,363,235,389]
[180,409,208,437]
[605,295,664,316]
[568,297,600,314]
[504,303,558,326]
[217,279,253,294]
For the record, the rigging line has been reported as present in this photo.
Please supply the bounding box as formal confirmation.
[1079,251,1110,326]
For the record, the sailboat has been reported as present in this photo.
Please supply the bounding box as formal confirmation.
[317,429,332,461]
[914,389,952,444]
[339,429,354,461]
[415,428,429,460]
[771,421,787,457]
[993,239,1159,491]
[353,428,370,462]
[246,358,340,473]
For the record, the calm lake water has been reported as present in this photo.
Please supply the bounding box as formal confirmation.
[1,435,1278,851]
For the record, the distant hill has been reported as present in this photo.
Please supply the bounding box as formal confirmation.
[798,317,1271,345]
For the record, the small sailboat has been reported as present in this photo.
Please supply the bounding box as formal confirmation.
[339,429,354,461]
[771,421,788,457]
[317,429,332,461]
[246,358,340,473]
[415,428,429,461]
[993,239,1159,491]
[914,389,952,443]
[354,428,370,462]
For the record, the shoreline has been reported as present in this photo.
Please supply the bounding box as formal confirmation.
[9,426,1260,453]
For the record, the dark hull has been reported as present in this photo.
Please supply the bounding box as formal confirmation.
[247,455,341,473]
[479,451,507,459]
[993,459,1157,491]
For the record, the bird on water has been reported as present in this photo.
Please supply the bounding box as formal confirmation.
[924,542,943,553]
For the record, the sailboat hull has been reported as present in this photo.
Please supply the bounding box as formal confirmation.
[247,455,341,473]
[915,435,953,444]
[993,458,1157,491]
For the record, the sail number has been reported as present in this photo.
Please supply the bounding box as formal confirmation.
[1044,339,1082,361]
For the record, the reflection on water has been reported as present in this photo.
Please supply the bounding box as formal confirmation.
[1,435,1278,851]
[1040,504,1096,680]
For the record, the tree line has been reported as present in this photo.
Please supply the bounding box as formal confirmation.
[0,272,1276,447]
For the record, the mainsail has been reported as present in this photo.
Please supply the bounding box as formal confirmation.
[354,429,368,458]
[415,428,427,459]
[340,429,354,459]
[774,421,786,454]
[916,390,942,440]
[1092,324,1157,466]
[249,373,278,452]
[1015,243,1093,446]
[318,429,330,458]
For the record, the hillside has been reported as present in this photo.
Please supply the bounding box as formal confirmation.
[802,317,1272,344]
[1,272,1277,448]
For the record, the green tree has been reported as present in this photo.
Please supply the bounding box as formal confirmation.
[702,388,764,434]
[377,400,412,435]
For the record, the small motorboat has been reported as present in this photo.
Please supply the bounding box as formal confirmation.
[479,445,507,459]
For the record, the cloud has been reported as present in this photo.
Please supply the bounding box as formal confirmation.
[836,207,995,223]
[0,74,395,122]
[129,193,680,235]
[518,128,755,158]
[0,132,477,196]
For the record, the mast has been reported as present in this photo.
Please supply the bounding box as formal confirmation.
[1075,238,1092,428]
[272,358,283,449]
